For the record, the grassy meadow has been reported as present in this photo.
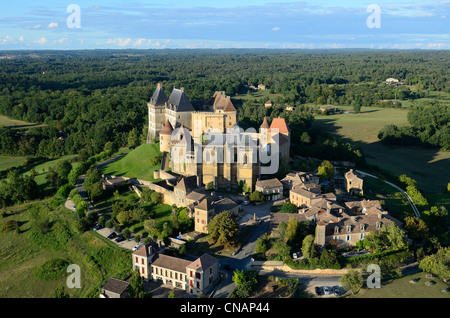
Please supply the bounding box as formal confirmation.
[315,106,450,193]
[0,199,131,298]
[100,143,162,181]
[0,115,46,130]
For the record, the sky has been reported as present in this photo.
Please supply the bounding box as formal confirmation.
[0,0,449,49]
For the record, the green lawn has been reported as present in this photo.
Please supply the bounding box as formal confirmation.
[315,106,450,193]
[348,271,450,298]
[0,199,131,298]
[0,156,27,171]
[101,143,162,181]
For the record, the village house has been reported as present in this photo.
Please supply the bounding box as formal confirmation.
[281,171,320,190]
[264,100,273,108]
[255,178,283,201]
[270,199,404,249]
[132,244,219,296]
[194,196,240,233]
[344,169,364,195]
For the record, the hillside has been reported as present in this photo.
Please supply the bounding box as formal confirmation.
[100,143,162,181]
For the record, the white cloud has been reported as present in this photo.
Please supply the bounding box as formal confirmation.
[33,37,48,45]
[48,22,59,29]
[19,36,24,41]
[106,38,132,47]
[32,24,41,29]
[271,26,280,31]
[133,38,147,46]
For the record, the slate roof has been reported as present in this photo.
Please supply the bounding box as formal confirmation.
[102,278,129,295]
[256,178,283,189]
[175,175,198,192]
[167,88,195,112]
[151,254,192,273]
[133,242,159,258]
[150,83,168,106]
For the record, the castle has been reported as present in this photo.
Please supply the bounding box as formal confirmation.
[147,83,291,192]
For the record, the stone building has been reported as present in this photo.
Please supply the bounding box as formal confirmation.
[147,84,291,193]
[344,169,364,195]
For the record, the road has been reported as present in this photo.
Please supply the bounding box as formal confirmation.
[355,169,421,218]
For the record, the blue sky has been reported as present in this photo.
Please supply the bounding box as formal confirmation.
[0,0,449,49]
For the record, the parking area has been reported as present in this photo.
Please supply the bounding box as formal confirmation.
[307,284,345,298]
[143,280,191,298]
[96,227,141,251]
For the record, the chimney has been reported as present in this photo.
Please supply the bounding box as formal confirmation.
[180,87,185,92]
[378,213,382,219]
[326,201,331,215]
[351,216,356,222]
[157,82,162,90]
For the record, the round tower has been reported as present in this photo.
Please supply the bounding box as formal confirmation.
[159,119,174,152]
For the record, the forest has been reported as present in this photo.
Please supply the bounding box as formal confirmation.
[0,49,448,162]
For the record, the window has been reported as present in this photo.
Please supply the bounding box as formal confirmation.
[135,257,138,263]
[196,282,200,289]
[190,271,193,278]
[141,258,144,265]
[346,235,352,241]
[360,233,365,240]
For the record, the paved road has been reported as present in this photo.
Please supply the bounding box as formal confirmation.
[355,169,421,218]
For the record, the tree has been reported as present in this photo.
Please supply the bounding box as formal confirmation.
[317,160,334,181]
[207,211,239,247]
[285,216,299,245]
[280,202,298,214]
[339,269,363,294]
[419,247,450,282]
[128,269,144,298]
[385,223,407,250]
[127,128,141,149]
[404,216,429,242]
[123,228,131,240]
[206,181,214,191]
[301,234,315,260]
[116,210,133,226]
[249,191,264,202]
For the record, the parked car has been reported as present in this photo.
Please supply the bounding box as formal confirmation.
[333,286,340,296]
[132,245,142,251]
[115,234,125,242]
[315,287,323,296]
[323,286,332,295]
[107,232,117,239]
[243,200,250,206]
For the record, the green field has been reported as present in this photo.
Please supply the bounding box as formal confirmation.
[0,115,46,129]
[315,106,450,193]
[100,143,162,181]
[348,271,450,298]
[0,156,27,171]
[0,199,131,298]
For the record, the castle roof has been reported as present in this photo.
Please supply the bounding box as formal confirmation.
[211,91,237,112]
[260,116,270,129]
[160,119,174,135]
[175,175,198,192]
[270,118,290,135]
[150,83,168,106]
[167,88,195,112]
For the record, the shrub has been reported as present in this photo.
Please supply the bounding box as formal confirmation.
[34,258,70,281]
[0,219,19,232]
